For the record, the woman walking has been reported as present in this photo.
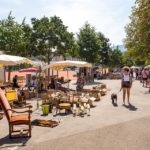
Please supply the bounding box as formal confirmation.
[141,68,149,87]
[121,67,132,105]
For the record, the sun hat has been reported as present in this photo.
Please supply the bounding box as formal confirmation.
[123,66,130,72]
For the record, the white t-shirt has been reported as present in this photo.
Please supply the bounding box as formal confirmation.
[123,73,130,82]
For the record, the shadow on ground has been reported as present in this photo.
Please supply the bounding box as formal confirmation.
[144,91,150,94]
[0,135,29,149]
[123,103,138,111]
[73,81,103,86]
[112,103,118,107]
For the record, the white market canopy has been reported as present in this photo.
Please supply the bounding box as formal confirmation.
[31,60,46,68]
[43,60,92,71]
[130,66,139,69]
[0,54,34,66]
[145,65,150,68]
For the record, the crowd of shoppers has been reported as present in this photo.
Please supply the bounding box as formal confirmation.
[130,67,150,92]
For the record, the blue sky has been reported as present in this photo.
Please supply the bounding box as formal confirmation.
[0,0,134,45]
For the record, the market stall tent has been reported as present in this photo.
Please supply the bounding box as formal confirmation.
[0,54,33,66]
[0,54,34,81]
[42,60,93,89]
[145,65,150,69]
[42,60,92,71]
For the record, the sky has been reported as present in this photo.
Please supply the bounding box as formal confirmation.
[0,0,135,45]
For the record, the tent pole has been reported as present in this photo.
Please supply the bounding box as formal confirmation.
[67,70,69,89]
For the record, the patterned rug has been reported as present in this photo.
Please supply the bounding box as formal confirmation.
[32,119,59,128]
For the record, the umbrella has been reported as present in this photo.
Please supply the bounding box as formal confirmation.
[0,54,34,82]
[19,68,41,73]
[43,60,92,71]
[145,65,150,69]
[42,60,92,90]
[31,60,46,68]
[0,54,33,66]
[130,66,139,69]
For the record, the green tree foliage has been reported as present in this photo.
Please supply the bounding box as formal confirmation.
[77,23,102,63]
[97,32,111,66]
[77,23,112,65]
[0,13,77,61]
[109,47,124,67]
[123,51,134,66]
[0,12,115,68]
[20,18,33,57]
[31,16,76,63]
[0,12,24,55]
[124,0,150,62]
[0,12,34,57]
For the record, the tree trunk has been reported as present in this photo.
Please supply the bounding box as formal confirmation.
[91,67,94,83]
[56,55,59,77]
[101,64,103,75]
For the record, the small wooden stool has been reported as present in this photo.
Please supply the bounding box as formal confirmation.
[59,103,71,114]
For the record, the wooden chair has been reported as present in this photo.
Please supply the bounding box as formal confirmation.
[6,89,26,107]
[100,84,107,95]
[89,90,101,101]
[5,89,18,107]
[68,93,78,114]
[0,89,32,138]
[22,88,30,99]
[5,90,18,102]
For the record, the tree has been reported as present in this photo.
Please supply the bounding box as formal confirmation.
[124,0,150,63]
[0,12,33,81]
[0,12,24,55]
[20,18,34,57]
[59,31,78,60]
[31,16,77,80]
[31,16,76,63]
[123,51,134,67]
[77,23,102,63]
[109,47,124,67]
[0,12,34,57]
[97,32,111,66]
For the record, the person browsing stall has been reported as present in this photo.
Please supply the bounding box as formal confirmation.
[12,75,19,88]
